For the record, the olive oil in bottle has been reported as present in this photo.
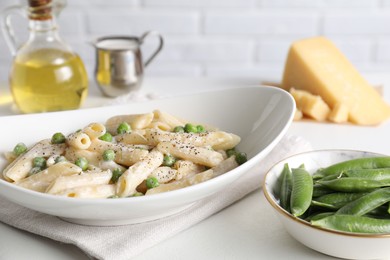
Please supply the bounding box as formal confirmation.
[11,49,88,113]
[3,0,88,113]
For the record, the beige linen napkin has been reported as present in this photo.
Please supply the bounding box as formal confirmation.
[0,135,311,260]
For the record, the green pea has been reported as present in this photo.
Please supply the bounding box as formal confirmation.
[311,214,390,234]
[196,125,205,133]
[173,126,185,133]
[13,142,27,156]
[99,132,113,142]
[163,154,176,167]
[290,167,313,217]
[226,148,236,158]
[33,157,46,169]
[146,176,159,189]
[279,163,292,212]
[336,187,390,216]
[75,157,88,171]
[28,166,42,176]
[55,156,67,163]
[102,149,115,161]
[111,168,123,183]
[51,132,66,144]
[117,122,131,134]
[317,177,390,192]
[315,157,390,178]
[235,152,247,165]
[184,123,198,133]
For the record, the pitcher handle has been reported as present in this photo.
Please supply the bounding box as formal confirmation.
[1,5,25,56]
[140,31,164,67]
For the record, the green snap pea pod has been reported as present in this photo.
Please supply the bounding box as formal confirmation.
[312,184,334,197]
[344,168,390,181]
[316,157,390,177]
[312,192,368,210]
[279,163,292,212]
[315,172,344,182]
[311,214,390,234]
[312,170,326,180]
[290,167,313,217]
[337,187,390,216]
[306,212,334,221]
[311,200,338,210]
[317,177,390,192]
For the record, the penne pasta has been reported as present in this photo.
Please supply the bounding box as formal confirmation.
[145,169,214,195]
[3,139,66,182]
[157,141,224,167]
[149,166,178,183]
[105,112,154,134]
[211,156,239,177]
[67,131,91,150]
[115,130,148,145]
[211,132,241,151]
[46,170,112,194]
[99,160,126,172]
[144,128,196,146]
[65,147,101,167]
[146,121,171,131]
[54,184,116,198]
[16,162,82,192]
[83,123,106,139]
[140,128,240,150]
[152,110,186,130]
[3,151,16,163]
[173,160,205,180]
[88,138,149,166]
[116,149,163,197]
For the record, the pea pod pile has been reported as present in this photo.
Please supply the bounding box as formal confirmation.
[276,156,390,234]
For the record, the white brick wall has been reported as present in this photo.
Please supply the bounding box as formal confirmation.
[1,0,390,83]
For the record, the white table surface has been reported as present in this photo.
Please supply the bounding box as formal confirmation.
[1,76,390,260]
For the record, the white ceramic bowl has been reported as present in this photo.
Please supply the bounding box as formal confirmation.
[0,86,295,226]
[263,149,390,260]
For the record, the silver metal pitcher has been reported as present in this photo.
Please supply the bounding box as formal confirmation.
[93,31,163,97]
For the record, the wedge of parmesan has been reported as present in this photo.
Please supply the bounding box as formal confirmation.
[290,88,330,121]
[281,36,390,125]
[293,109,303,121]
[328,103,349,123]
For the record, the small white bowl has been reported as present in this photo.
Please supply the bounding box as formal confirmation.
[0,86,295,226]
[263,149,390,260]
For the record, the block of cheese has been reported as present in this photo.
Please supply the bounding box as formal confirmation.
[290,88,330,121]
[328,103,349,123]
[281,37,390,125]
[294,109,303,121]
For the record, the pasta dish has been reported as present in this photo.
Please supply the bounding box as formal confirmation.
[1,110,247,199]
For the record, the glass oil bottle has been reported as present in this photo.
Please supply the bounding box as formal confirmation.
[2,0,88,113]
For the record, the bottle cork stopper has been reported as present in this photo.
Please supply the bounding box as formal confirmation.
[28,0,52,20]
